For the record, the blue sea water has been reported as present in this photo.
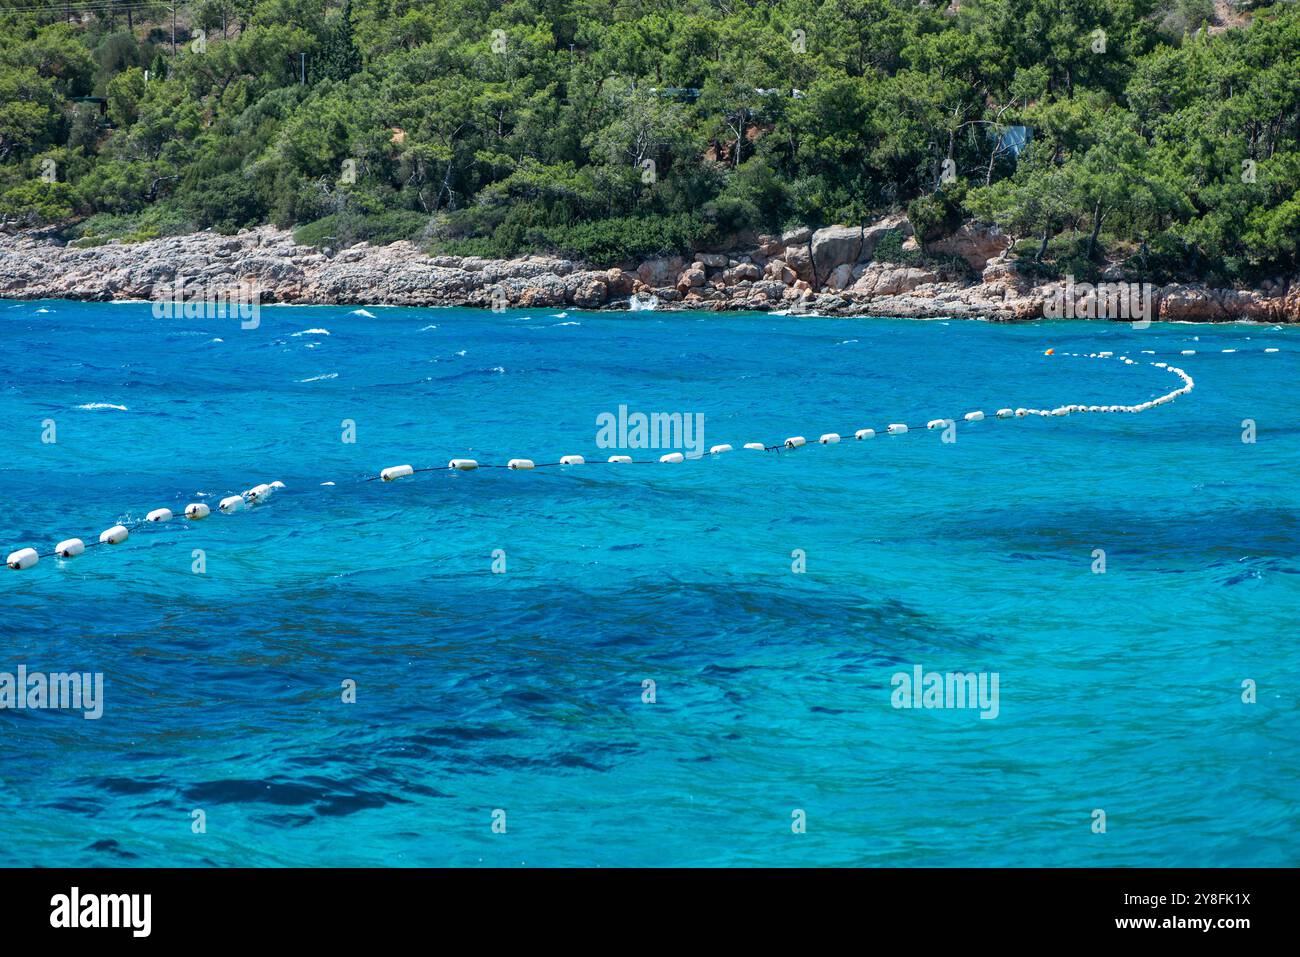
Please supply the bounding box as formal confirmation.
[0,299,1296,867]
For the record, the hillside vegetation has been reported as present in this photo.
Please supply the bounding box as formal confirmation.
[1,0,1298,283]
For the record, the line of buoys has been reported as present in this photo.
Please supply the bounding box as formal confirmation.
[368,350,1197,483]
[8,342,1260,573]
[6,479,283,571]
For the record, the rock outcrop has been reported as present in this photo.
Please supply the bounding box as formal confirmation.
[0,221,1295,323]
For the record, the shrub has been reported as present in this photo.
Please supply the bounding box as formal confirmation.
[536,214,719,265]
[293,209,431,248]
[65,205,198,245]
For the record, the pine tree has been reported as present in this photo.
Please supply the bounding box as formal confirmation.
[318,0,362,83]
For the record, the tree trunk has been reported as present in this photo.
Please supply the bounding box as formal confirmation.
[1087,201,1104,260]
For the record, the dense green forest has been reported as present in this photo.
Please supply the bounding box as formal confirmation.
[1,0,1298,282]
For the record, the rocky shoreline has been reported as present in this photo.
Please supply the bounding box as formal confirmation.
[2,218,1298,322]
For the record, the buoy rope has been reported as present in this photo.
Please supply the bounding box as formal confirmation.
[7,344,1286,573]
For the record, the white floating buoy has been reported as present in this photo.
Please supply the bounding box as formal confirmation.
[246,484,273,502]
[448,459,478,471]
[1098,351,1113,358]
[926,419,947,430]
[996,409,1014,418]
[99,525,129,545]
[185,503,210,520]
[607,455,633,463]
[1181,349,1195,355]
[219,496,243,513]
[784,436,806,448]
[709,444,733,454]
[270,481,286,490]
[380,464,414,482]
[854,429,875,440]
[508,458,534,470]
[1015,408,1028,417]
[887,424,908,434]
[819,433,840,444]
[659,452,685,463]
[964,411,984,421]
[743,442,765,451]
[146,508,173,523]
[559,455,585,466]
[55,538,85,558]
[6,547,38,570]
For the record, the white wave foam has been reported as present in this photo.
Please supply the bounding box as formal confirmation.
[296,373,338,383]
[75,402,127,411]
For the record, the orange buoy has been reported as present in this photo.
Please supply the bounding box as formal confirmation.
[1044,348,1055,356]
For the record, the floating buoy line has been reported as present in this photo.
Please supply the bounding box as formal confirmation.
[6,344,1287,573]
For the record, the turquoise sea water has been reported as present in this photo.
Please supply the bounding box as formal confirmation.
[0,299,1296,867]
